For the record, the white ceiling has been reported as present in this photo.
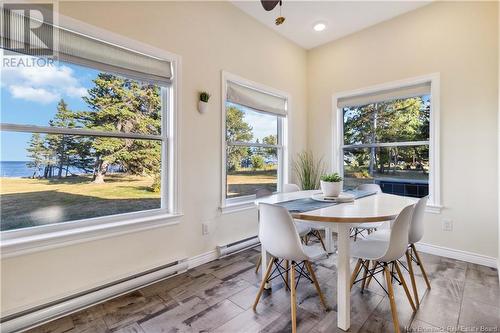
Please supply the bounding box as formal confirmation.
[231,1,431,49]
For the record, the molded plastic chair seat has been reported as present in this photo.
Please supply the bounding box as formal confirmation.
[364,229,391,242]
[303,245,328,260]
[350,238,389,260]
[357,222,385,230]
[296,222,312,237]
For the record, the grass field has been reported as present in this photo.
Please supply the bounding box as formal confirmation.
[0,174,160,231]
[227,169,277,198]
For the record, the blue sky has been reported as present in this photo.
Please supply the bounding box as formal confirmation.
[1,55,277,161]
[1,57,99,160]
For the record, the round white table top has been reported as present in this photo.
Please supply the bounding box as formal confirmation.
[256,190,418,223]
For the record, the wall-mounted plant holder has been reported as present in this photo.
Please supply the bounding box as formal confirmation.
[198,91,211,114]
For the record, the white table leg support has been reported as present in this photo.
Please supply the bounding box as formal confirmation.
[324,227,334,253]
[337,224,351,331]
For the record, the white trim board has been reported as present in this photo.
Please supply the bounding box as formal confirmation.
[416,242,498,268]
[187,249,219,269]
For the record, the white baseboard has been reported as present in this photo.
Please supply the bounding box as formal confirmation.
[187,249,219,269]
[416,242,498,268]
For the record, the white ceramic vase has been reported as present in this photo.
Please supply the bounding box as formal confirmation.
[320,180,343,197]
[198,100,208,114]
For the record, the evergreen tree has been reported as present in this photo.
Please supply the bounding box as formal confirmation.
[26,133,45,178]
[46,99,78,178]
[80,73,162,185]
[226,106,253,171]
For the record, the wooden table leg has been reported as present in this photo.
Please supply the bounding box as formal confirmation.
[337,224,351,331]
[261,245,272,289]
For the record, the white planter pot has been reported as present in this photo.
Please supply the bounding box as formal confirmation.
[198,101,208,114]
[320,180,343,197]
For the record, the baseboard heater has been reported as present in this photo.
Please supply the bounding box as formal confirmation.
[217,236,260,257]
[1,259,188,333]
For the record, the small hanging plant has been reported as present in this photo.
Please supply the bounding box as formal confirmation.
[200,91,211,103]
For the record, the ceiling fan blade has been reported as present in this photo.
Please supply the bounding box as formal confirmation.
[261,0,280,11]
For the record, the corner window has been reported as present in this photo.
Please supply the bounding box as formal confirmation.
[334,76,440,210]
[1,9,178,236]
[222,73,288,207]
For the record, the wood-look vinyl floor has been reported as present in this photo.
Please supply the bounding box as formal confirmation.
[27,239,500,333]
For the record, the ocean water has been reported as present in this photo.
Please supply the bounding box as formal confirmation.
[0,161,87,178]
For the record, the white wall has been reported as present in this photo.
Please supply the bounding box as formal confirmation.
[0,1,308,315]
[307,2,499,258]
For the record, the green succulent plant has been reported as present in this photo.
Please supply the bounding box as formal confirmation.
[200,91,211,102]
[320,173,343,183]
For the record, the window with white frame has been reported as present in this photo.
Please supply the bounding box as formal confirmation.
[222,74,287,205]
[335,77,440,208]
[0,9,177,233]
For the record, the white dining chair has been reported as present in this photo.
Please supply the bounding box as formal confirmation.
[350,204,417,333]
[253,203,328,333]
[364,196,430,307]
[284,183,327,251]
[254,185,311,273]
[351,184,385,240]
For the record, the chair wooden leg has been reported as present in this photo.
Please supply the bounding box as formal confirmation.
[305,260,328,310]
[255,255,262,273]
[405,249,419,307]
[290,261,297,333]
[411,244,431,289]
[384,264,400,333]
[253,258,274,311]
[350,258,363,290]
[360,260,369,293]
[285,260,289,286]
[365,260,378,288]
[394,261,416,312]
[314,230,327,251]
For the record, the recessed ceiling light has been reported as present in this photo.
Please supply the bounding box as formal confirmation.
[313,22,326,32]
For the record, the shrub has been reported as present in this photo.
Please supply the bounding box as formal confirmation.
[251,155,265,170]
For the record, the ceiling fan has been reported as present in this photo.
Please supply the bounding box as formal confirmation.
[260,0,285,26]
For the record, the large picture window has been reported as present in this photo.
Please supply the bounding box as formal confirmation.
[1,10,177,237]
[334,77,440,209]
[222,73,287,206]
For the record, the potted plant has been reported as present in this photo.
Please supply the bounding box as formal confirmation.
[320,172,343,197]
[198,91,211,114]
[293,151,325,190]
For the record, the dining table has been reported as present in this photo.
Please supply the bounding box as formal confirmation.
[255,190,418,331]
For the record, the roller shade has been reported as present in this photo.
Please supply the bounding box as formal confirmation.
[1,8,172,84]
[227,81,287,117]
[338,82,431,108]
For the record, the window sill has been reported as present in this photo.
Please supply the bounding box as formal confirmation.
[1,213,183,258]
[220,201,257,214]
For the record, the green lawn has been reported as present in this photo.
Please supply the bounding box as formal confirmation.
[227,169,277,198]
[0,174,160,231]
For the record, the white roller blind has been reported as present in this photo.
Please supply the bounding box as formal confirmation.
[1,9,172,84]
[227,81,287,117]
[338,82,431,108]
